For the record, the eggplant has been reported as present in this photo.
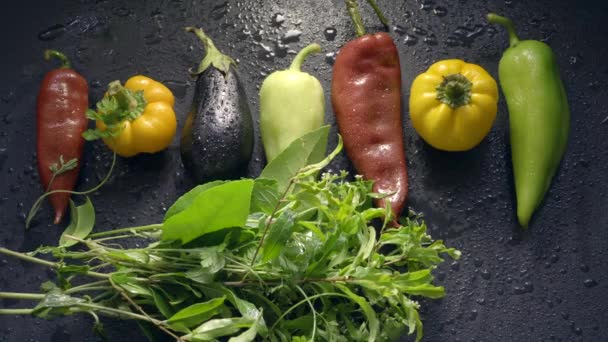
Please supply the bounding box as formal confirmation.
[180,27,254,182]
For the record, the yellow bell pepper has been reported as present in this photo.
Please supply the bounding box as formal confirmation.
[87,75,177,157]
[409,59,499,151]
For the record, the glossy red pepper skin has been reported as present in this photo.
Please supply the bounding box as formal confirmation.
[332,32,408,222]
[36,54,88,224]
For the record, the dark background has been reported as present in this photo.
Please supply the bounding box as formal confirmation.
[1,0,607,341]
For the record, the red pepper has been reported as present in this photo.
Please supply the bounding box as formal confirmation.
[332,0,408,224]
[36,50,88,224]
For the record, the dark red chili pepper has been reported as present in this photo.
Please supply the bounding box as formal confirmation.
[36,50,88,224]
[332,0,408,224]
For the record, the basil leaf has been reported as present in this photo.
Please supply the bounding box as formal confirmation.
[166,296,226,332]
[250,179,279,215]
[59,197,95,248]
[260,125,329,192]
[162,180,254,244]
[261,210,296,263]
[164,180,226,221]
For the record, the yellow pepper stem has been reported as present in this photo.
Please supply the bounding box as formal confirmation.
[436,74,473,108]
[107,81,142,114]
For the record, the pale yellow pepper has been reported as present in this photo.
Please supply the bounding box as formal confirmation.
[409,59,499,151]
[94,75,177,157]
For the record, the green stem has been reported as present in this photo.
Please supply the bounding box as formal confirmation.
[185,26,236,75]
[0,247,56,268]
[365,0,389,26]
[0,308,34,315]
[289,44,321,71]
[487,13,520,47]
[0,247,110,280]
[65,280,111,294]
[249,179,296,268]
[26,152,117,229]
[0,292,45,300]
[270,293,350,331]
[44,49,71,68]
[77,302,164,325]
[435,74,473,108]
[107,81,142,113]
[88,223,163,239]
[345,0,366,37]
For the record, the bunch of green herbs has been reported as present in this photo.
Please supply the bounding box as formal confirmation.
[0,126,459,342]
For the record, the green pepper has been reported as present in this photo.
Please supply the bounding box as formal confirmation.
[260,43,325,162]
[488,13,570,228]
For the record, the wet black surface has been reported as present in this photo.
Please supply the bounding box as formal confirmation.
[1,0,607,341]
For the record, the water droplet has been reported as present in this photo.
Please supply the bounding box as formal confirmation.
[404,34,418,46]
[393,25,406,35]
[480,269,491,280]
[450,261,460,271]
[424,35,438,45]
[273,40,289,58]
[90,80,102,89]
[433,6,448,17]
[281,29,302,43]
[271,13,285,27]
[112,7,131,17]
[325,52,336,65]
[569,55,583,67]
[583,279,598,288]
[144,32,163,45]
[163,80,189,99]
[38,24,66,41]
[505,0,514,6]
[324,27,337,41]
[412,27,427,36]
[580,264,590,272]
[419,0,433,11]
[0,148,7,171]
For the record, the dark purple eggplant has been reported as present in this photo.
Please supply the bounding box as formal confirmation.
[180,27,254,182]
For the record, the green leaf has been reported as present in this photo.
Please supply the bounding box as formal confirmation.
[152,289,175,319]
[335,284,378,342]
[260,126,330,192]
[165,181,226,221]
[32,293,85,319]
[166,296,226,332]
[186,318,254,340]
[261,210,296,263]
[199,246,226,274]
[162,180,254,244]
[229,314,264,342]
[59,197,95,248]
[250,179,280,215]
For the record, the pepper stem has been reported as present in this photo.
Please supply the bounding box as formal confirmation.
[289,44,322,72]
[44,49,71,68]
[487,13,520,47]
[185,26,236,75]
[365,0,389,26]
[345,0,366,37]
[436,74,473,108]
[107,81,140,113]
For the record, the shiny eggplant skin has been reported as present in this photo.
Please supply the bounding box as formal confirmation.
[180,67,254,183]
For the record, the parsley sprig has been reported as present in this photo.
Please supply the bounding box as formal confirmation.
[83,80,147,141]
